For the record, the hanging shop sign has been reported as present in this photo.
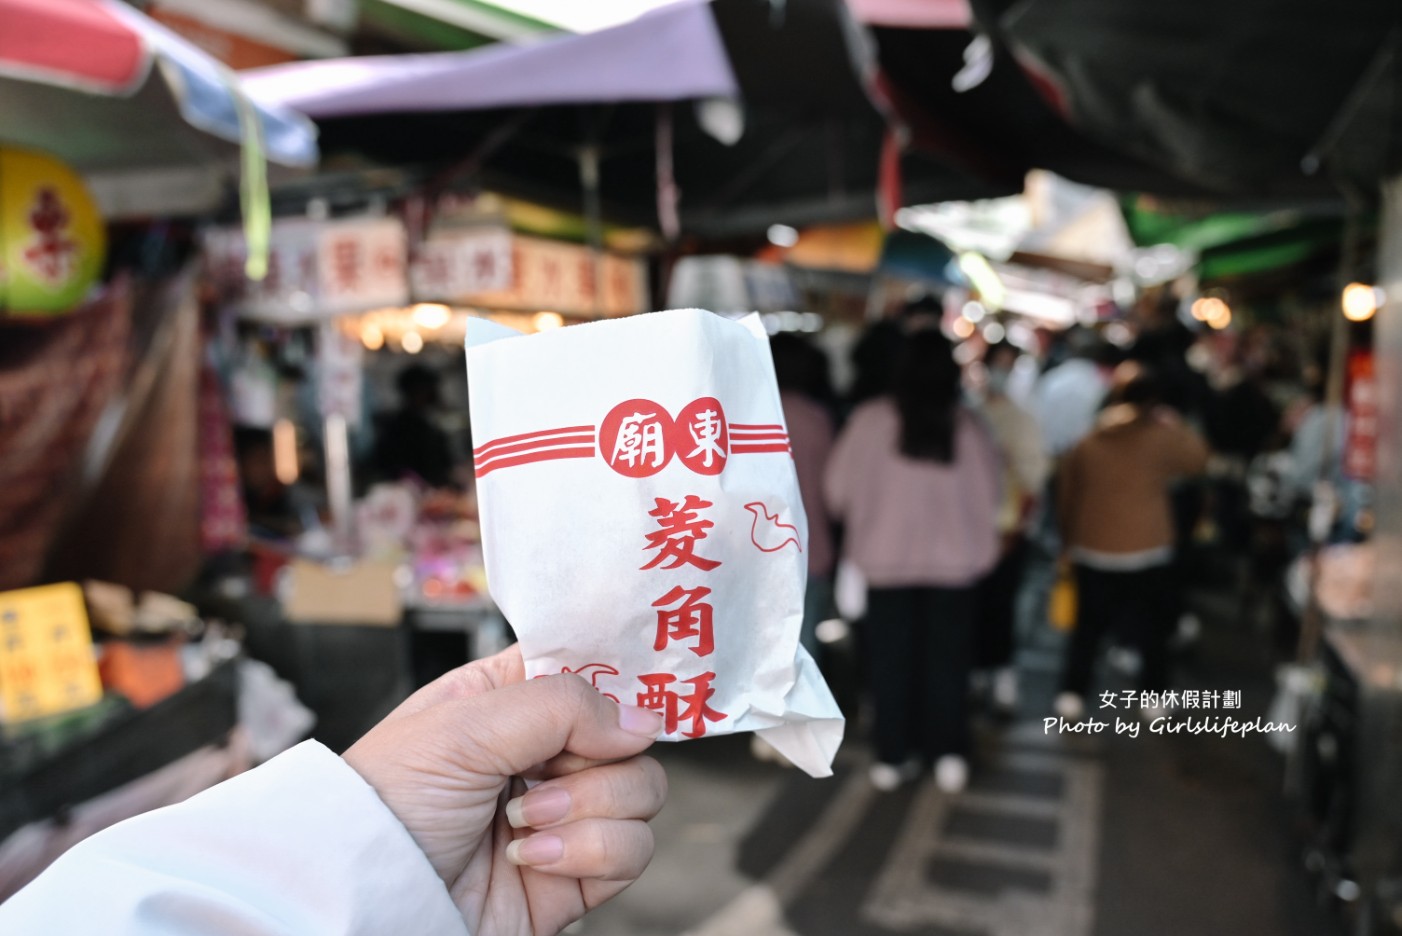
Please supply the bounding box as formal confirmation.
[317,218,407,313]
[464,235,648,317]
[1344,349,1377,482]
[409,226,514,301]
[205,216,409,322]
[317,321,364,428]
[0,148,107,318]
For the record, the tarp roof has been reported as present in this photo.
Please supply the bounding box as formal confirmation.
[941,0,1402,196]
[249,0,1012,236]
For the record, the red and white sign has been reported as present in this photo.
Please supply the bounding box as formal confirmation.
[317,322,363,427]
[315,218,408,313]
[205,217,408,322]
[466,235,648,317]
[472,397,791,481]
[1344,350,1377,481]
[409,226,513,302]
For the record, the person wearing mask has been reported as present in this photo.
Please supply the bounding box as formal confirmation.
[975,342,1050,715]
[825,329,1002,794]
[1054,364,1209,720]
[0,644,666,934]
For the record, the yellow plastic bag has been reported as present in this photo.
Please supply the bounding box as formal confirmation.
[1049,563,1077,632]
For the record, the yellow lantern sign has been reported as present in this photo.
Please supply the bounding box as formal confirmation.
[0,147,106,317]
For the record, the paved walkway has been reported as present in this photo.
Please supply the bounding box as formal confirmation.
[580,588,1344,936]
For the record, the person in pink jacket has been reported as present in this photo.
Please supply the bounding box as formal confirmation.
[825,328,1002,793]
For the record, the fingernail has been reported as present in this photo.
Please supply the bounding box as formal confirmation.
[618,704,664,737]
[506,834,564,866]
[506,787,571,829]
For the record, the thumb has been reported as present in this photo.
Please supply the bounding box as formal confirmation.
[438,674,664,777]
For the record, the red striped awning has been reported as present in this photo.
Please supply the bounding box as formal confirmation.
[0,0,148,95]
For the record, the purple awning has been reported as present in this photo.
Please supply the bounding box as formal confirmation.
[243,1,738,118]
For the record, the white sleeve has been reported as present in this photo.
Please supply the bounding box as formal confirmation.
[0,741,470,936]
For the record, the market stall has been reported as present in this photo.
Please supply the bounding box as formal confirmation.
[197,185,655,702]
[0,0,319,893]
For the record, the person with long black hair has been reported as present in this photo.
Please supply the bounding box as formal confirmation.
[825,328,1002,793]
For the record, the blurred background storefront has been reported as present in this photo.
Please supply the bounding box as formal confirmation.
[3,0,1402,932]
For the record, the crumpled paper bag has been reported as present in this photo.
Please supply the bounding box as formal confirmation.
[466,309,844,777]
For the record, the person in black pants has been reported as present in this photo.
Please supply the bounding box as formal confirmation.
[1053,365,1209,720]
[1061,564,1175,702]
[825,328,1003,794]
[866,587,977,769]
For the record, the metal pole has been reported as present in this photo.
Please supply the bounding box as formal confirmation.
[1297,197,1365,664]
[578,144,604,318]
[324,413,353,552]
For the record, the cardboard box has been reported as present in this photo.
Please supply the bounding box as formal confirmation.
[282,559,402,627]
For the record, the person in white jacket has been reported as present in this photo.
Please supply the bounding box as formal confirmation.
[0,645,668,935]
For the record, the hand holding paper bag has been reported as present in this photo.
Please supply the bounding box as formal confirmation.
[467,309,844,777]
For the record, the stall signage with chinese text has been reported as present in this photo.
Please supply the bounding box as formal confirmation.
[205,217,409,321]
[465,235,648,317]
[0,583,103,724]
[1344,350,1377,481]
[1,148,107,317]
[409,226,513,301]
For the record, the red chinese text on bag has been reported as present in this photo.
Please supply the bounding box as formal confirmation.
[466,309,843,776]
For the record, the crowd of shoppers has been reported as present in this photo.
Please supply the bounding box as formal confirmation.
[778,296,1337,795]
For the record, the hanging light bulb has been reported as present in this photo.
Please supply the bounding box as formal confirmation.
[401,330,424,354]
[532,311,565,331]
[1342,283,1384,322]
[1205,299,1232,330]
[272,419,299,485]
[411,303,452,330]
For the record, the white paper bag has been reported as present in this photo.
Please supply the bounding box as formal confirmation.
[465,309,844,777]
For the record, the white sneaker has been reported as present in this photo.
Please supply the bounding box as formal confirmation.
[868,760,919,792]
[934,755,969,794]
[1107,647,1142,676]
[1172,613,1203,649]
[992,668,1019,712]
[1054,691,1085,722]
[1139,705,1170,722]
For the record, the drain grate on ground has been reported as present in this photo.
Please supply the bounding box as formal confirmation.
[970,768,1066,799]
[944,808,1061,850]
[926,855,1054,896]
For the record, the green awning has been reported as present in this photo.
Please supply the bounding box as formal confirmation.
[1122,200,1300,253]
[1123,198,1349,281]
[359,0,554,51]
[1196,218,1344,281]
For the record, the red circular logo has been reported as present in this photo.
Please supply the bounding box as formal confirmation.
[673,397,728,476]
[599,399,674,477]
